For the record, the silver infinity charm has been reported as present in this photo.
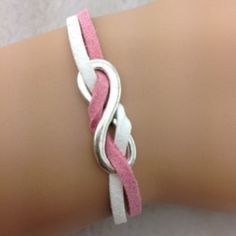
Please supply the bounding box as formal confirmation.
[77,59,136,173]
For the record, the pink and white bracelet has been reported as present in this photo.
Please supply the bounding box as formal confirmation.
[66,9,142,224]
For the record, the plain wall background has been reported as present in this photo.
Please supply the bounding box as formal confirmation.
[1,0,236,235]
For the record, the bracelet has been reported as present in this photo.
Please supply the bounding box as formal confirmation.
[66,9,142,224]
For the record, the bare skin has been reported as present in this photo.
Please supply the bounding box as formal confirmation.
[0,0,236,235]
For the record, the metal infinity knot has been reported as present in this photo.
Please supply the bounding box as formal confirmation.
[77,59,137,173]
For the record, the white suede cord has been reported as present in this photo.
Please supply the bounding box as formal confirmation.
[66,16,96,92]
[66,15,131,224]
[110,104,132,224]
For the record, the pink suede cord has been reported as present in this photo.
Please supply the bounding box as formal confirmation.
[78,9,142,216]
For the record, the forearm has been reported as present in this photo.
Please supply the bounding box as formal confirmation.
[1,0,236,235]
[0,3,160,235]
